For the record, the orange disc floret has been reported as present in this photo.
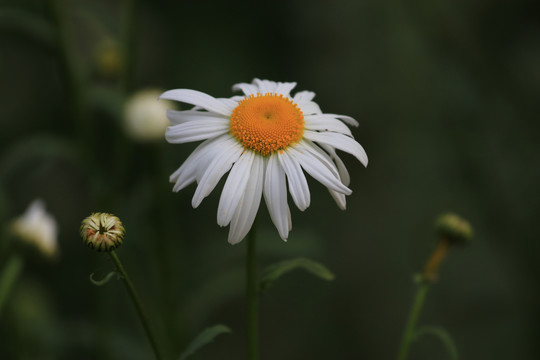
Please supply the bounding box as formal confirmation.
[230,93,305,156]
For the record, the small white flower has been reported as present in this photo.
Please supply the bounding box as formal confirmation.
[161,79,368,244]
[12,200,58,258]
[123,89,173,142]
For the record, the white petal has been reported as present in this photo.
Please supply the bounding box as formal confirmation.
[296,140,340,178]
[253,78,278,94]
[217,151,255,226]
[298,101,322,115]
[232,82,259,96]
[278,150,310,211]
[166,109,229,125]
[165,119,229,144]
[325,113,359,127]
[304,114,353,136]
[191,141,244,208]
[319,144,350,186]
[160,89,235,116]
[303,130,368,167]
[275,82,297,96]
[264,154,290,240]
[169,135,232,192]
[289,145,352,195]
[228,156,264,244]
[293,91,316,103]
[328,189,347,210]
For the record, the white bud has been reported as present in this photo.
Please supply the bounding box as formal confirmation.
[11,200,58,258]
[123,89,173,142]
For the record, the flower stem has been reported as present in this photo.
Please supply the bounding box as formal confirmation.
[397,239,450,360]
[246,222,259,360]
[0,255,23,318]
[108,250,163,360]
[396,280,429,360]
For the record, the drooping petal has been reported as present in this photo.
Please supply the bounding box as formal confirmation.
[295,140,341,178]
[217,151,255,226]
[328,189,347,210]
[304,114,353,137]
[166,119,229,144]
[319,144,350,186]
[166,109,228,125]
[289,145,352,195]
[228,156,264,244]
[303,130,368,167]
[169,134,231,192]
[160,89,235,116]
[264,154,289,240]
[192,141,244,208]
[278,150,310,211]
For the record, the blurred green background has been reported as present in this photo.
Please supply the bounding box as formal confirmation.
[1,0,539,359]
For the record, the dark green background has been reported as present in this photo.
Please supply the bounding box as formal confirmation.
[1,0,539,359]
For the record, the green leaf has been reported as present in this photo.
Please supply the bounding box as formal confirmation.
[178,324,231,360]
[0,255,23,317]
[414,325,458,360]
[0,9,55,47]
[89,271,119,286]
[259,257,335,292]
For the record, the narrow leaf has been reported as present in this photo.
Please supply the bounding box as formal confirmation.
[89,271,118,286]
[414,325,458,360]
[178,324,231,360]
[259,257,335,292]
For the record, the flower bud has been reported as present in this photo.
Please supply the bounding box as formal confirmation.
[80,213,125,252]
[94,38,124,80]
[123,89,173,142]
[434,213,473,245]
[11,199,58,259]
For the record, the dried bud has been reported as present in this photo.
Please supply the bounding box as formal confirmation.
[434,213,473,245]
[81,213,125,252]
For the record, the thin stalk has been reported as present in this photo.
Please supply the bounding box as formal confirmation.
[0,255,23,318]
[246,222,259,360]
[397,239,450,360]
[396,281,429,360]
[108,250,163,360]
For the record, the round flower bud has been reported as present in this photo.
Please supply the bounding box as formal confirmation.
[123,89,173,142]
[11,199,58,259]
[434,213,473,245]
[80,213,125,252]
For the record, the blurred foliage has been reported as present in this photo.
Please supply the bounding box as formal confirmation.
[0,0,539,359]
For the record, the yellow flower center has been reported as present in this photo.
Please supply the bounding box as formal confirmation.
[230,93,304,156]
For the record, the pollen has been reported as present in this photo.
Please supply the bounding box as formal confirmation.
[230,93,305,156]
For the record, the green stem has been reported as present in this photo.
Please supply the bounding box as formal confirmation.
[0,255,23,318]
[246,222,259,360]
[397,280,430,360]
[108,250,163,360]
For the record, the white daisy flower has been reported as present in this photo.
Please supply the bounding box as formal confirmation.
[160,79,368,244]
[12,199,58,258]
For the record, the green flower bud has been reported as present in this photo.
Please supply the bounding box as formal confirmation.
[80,213,125,252]
[434,213,473,245]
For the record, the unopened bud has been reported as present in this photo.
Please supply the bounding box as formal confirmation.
[123,89,173,142]
[11,199,58,259]
[435,213,473,245]
[80,213,125,252]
